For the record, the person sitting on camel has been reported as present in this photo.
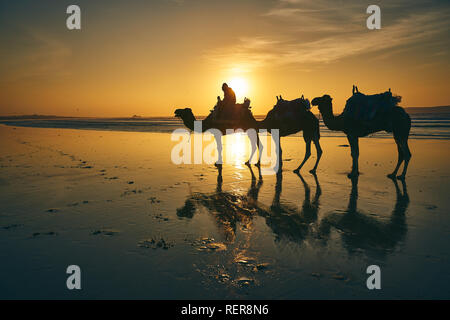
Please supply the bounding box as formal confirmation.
[216,83,237,119]
[222,83,236,106]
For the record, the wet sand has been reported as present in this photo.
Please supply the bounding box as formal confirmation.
[0,124,449,299]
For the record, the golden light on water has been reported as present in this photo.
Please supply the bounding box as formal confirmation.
[226,132,250,167]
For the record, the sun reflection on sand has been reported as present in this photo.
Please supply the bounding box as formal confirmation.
[225,133,251,168]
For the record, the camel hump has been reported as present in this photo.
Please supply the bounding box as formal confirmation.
[343,90,401,122]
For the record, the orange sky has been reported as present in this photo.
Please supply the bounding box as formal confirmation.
[0,0,449,117]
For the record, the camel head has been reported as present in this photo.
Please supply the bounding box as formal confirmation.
[311,95,333,114]
[174,107,194,120]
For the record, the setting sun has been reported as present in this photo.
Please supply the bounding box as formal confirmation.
[229,78,249,102]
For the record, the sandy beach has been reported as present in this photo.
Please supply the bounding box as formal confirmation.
[0,124,449,299]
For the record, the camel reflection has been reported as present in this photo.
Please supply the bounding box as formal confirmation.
[176,165,320,245]
[177,165,263,243]
[260,172,321,243]
[318,176,409,258]
[176,169,408,258]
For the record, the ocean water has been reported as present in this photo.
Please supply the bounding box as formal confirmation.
[1,112,450,139]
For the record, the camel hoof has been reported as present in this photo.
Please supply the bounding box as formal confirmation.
[293,169,300,174]
[387,173,396,179]
[244,161,251,167]
[397,175,406,180]
[309,169,316,174]
[214,163,222,168]
[255,162,261,168]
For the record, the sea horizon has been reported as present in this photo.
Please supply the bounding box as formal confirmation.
[2,106,450,140]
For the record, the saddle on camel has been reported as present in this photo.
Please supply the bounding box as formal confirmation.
[343,85,402,131]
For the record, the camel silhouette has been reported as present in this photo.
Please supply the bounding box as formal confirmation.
[311,86,411,179]
[174,98,262,169]
[260,95,322,173]
[174,95,322,174]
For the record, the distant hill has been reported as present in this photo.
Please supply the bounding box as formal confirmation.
[0,114,75,120]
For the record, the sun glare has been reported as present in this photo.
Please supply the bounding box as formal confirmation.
[229,78,249,101]
[226,132,250,167]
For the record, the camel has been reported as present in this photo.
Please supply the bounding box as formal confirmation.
[259,95,322,173]
[174,98,262,168]
[311,86,411,179]
[174,94,322,174]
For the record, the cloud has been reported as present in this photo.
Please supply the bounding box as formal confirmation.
[0,27,72,83]
[205,1,450,72]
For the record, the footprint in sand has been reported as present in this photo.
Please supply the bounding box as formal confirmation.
[3,224,23,230]
[138,237,173,250]
[31,231,57,237]
[153,213,169,222]
[91,229,120,236]
[148,197,161,204]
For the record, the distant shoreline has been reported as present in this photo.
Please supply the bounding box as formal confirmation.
[1,106,449,120]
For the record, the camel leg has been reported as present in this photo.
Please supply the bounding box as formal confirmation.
[246,131,262,168]
[255,133,263,167]
[278,137,283,172]
[391,108,412,180]
[310,134,323,174]
[293,137,311,174]
[388,139,404,179]
[247,163,256,180]
[246,133,257,167]
[397,138,411,180]
[347,135,359,178]
[213,132,223,169]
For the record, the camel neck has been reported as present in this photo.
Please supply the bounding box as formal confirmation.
[320,104,343,131]
[257,118,269,131]
[182,116,197,132]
